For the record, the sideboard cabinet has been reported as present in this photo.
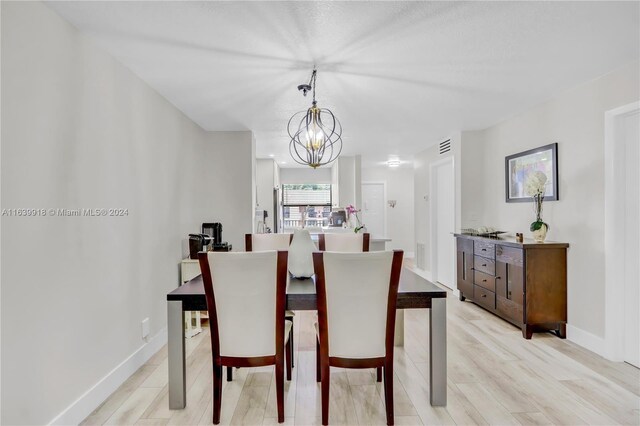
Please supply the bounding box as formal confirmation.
[454,234,569,339]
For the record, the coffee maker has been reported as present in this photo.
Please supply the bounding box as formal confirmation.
[188,233,213,259]
[202,222,231,251]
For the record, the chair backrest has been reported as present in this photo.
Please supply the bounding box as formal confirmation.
[318,233,370,252]
[313,250,403,359]
[245,233,292,252]
[199,251,288,358]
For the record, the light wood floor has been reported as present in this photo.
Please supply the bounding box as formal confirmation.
[82,289,640,425]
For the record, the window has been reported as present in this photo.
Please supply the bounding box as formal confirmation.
[282,184,331,228]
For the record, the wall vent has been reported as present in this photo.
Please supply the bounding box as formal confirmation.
[416,243,426,270]
[439,139,451,155]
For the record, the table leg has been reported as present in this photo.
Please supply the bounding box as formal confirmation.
[394,309,404,346]
[168,300,186,409]
[429,298,447,406]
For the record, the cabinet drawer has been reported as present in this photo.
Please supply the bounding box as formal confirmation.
[497,295,523,324]
[474,270,495,292]
[474,241,495,259]
[474,255,496,275]
[474,285,496,311]
[496,245,524,266]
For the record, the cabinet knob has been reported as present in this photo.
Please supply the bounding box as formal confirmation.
[481,294,487,298]
[482,279,487,282]
[496,276,501,280]
[482,264,487,267]
[482,248,487,251]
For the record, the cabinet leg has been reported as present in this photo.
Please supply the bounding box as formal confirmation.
[555,324,567,339]
[522,325,533,339]
[459,292,466,302]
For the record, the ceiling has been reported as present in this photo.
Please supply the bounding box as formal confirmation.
[47,1,639,168]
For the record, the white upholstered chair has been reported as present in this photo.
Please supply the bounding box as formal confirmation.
[243,233,296,379]
[318,232,370,252]
[313,250,404,426]
[198,251,291,424]
[317,232,381,381]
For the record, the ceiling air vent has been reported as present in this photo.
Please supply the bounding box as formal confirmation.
[439,139,451,155]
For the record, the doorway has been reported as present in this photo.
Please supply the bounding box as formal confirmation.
[605,101,640,366]
[361,182,386,238]
[430,157,455,289]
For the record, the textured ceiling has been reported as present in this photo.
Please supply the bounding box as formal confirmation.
[47,1,639,167]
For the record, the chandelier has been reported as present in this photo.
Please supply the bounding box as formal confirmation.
[287,69,343,168]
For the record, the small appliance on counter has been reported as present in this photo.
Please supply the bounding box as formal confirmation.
[201,222,232,252]
[188,233,213,259]
[329,210,346,227]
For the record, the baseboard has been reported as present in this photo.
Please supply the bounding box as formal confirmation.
[49,327,168,425]
[566,324,606,357]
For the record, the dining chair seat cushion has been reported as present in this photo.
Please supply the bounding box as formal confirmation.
[288,229,315,278]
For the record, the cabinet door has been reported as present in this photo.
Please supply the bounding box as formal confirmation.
[495,245,525,323]
[456,238,474,296]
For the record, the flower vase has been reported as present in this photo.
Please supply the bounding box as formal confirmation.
[530,194,549,243]
[532,223,548,243]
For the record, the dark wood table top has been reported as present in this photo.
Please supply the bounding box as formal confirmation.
[168,267,446,311]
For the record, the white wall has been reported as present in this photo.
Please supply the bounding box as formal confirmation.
[337,156,356,208]
[256,159,276,231]
[413,133,462,272]
[279,167,331,184]
[0,2,253,424]
[361,167,415,254]
[459,61,639,342]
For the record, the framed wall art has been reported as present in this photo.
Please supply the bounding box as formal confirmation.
[505,143,558,203]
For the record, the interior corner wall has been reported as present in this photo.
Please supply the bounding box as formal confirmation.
[0,2,252,424]
[460,60,640,340]
[361,166,415,253]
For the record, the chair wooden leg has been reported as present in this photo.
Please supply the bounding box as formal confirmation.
[290,321,295,368]
[376,367,382,382]
[286,338,292,381]
[276,357,285,423]
[316,338,321,383]
[227,366,233,382]
[321,363,330,426]
[213,365,223,424]
[383,363,394,426]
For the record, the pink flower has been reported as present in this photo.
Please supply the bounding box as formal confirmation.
[345,204,359,214]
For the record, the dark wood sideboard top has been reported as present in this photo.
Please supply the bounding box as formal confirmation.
[453,233,569,249]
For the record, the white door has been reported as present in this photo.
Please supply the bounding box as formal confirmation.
[433,159,455,289]
[623,109,640,367]
[361,183,385,238]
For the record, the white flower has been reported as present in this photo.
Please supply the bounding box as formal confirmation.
[525,171,548,196]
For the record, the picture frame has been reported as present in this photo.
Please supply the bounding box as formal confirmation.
[505,143,558,203]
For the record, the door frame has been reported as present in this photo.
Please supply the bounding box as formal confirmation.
[604,100,640,361]
[429,156,456,292]
[361,181,387,237]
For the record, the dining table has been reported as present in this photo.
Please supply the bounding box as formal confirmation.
[166,266,447,410]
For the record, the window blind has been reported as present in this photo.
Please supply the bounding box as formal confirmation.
[282,184,331,206]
